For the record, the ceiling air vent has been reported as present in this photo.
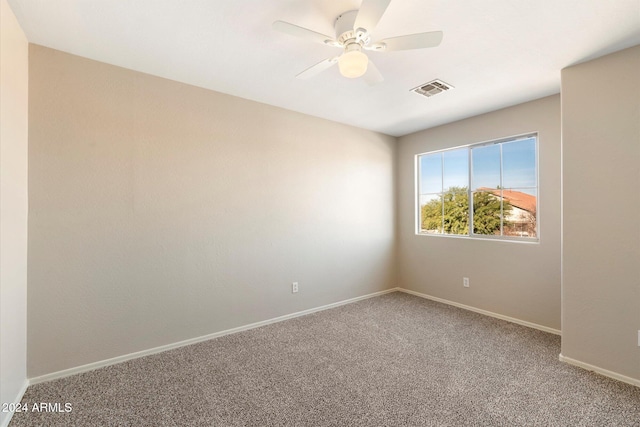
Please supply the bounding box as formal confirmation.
[411,79,453,98]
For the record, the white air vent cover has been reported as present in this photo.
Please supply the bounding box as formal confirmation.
[411,79,454,97]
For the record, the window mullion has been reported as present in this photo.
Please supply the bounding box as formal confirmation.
[440,152,444,234]
[468,147,473,236]
[499,143,504,236]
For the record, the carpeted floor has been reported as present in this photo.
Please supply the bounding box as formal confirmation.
[10,292,640,426]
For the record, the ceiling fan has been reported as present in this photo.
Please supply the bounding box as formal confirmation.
[273,0,443,85]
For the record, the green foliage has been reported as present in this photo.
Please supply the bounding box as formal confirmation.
[442,186,469,235]
[473,191,512,235]
[421,186,468,235]
[420,187,511,235]
[420,195,444,233]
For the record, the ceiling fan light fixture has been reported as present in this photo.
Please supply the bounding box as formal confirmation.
[338,49,368,78]
[274,0,443,83]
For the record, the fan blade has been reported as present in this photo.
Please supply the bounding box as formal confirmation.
[273,21,338,46]
[362,60,384,86]
[296,57,339,80]
[353,0,392,32]
[377,31,443,51]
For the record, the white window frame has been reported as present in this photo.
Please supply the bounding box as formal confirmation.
[415,133,539,243]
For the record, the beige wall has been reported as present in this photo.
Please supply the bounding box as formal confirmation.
[0,0,29,422]
[397,95,561,330]
[561,45,640,382]
[27,45,397,377]
[21,37,639,385]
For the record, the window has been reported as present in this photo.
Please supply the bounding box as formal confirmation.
[417,134,538,241]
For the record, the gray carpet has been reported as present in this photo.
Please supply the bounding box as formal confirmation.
[10,292,640,426]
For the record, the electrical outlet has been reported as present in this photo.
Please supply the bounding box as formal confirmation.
[292,282,299,293]
[463,277,470,288]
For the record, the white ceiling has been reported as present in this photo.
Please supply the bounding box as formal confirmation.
[8,0,640,137]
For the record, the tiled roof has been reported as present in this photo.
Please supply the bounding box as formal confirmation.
[477,188,536,213]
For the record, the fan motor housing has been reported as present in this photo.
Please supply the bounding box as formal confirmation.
[335,10,370,47]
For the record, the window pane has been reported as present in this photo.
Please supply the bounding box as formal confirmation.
[416,134,538,241]
[502,138,536,189]
[501,188,537,238]
[420,194,443,234]
[472,190,502,235]
[471,144,500,190]
[419,153,442,194]
[442,187,469,235]
[443,148,468,191]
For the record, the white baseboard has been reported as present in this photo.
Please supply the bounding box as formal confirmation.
[396,288,638,389]
[0,379,29,427]
[26,288,640,394]
[397,287,561,335]
[559,354,640,388]
[29,288,397,386]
